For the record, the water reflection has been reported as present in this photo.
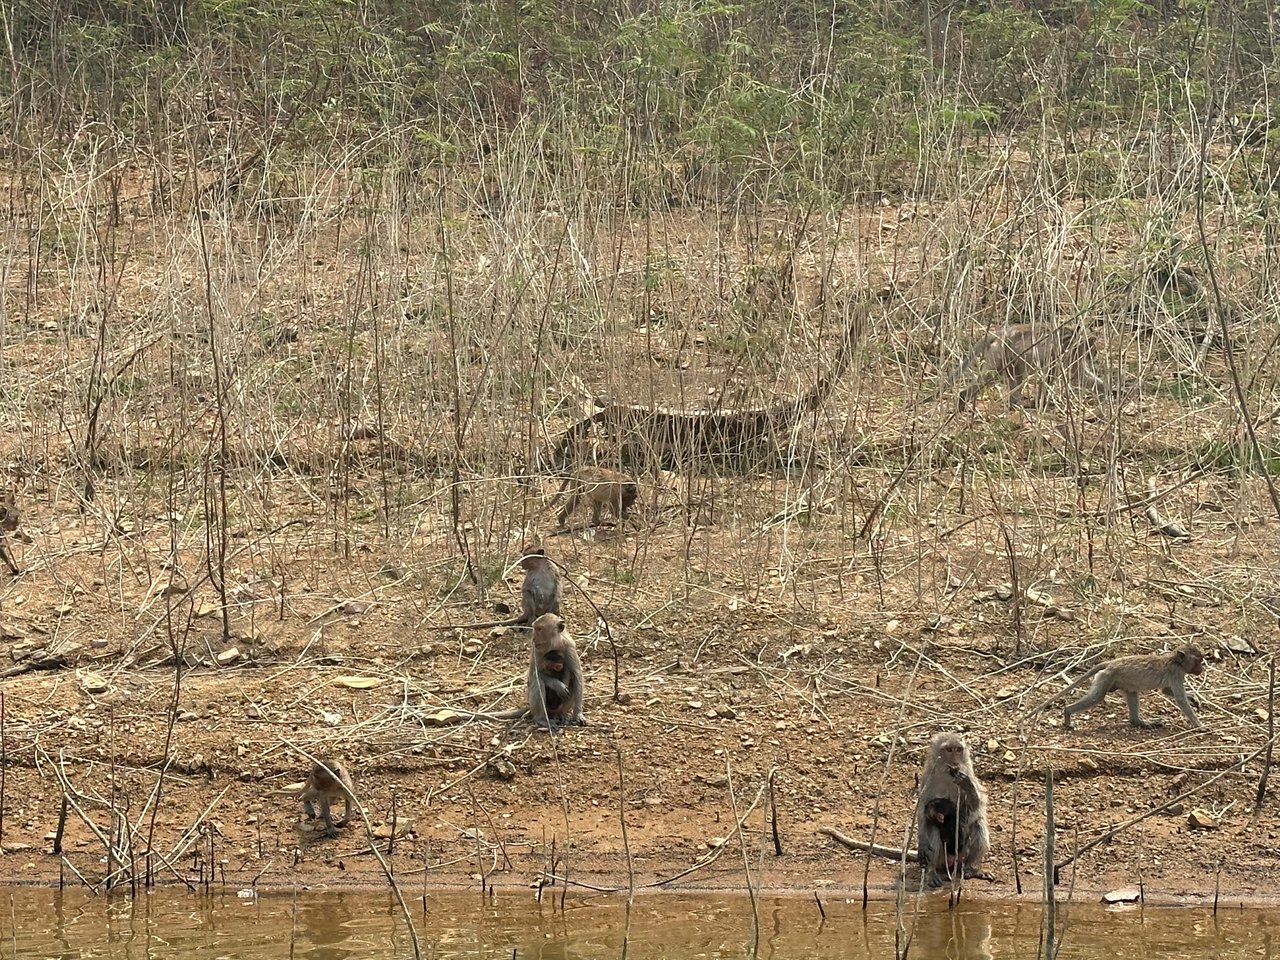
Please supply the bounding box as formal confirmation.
[0,888,1277,959]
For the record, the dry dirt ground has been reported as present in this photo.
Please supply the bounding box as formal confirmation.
[0,183,1277,903]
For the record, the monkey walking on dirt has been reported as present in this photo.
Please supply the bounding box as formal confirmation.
[1044,645,1207,731]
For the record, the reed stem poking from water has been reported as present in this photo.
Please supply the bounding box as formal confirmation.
[768,768,783,856]
[726,759,760,960]
[1255,657,1276,812]
[616,746,635,906]
[863,649,923,910]
[1042,765,1057,960]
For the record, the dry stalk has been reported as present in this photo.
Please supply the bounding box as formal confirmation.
[725,758,760,960]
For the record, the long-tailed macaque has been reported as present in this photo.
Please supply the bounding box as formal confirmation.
[1058,645,1206,730]
[526,612,585,729]
[0,488,21,575]
[440,613,585,731]
[549,467,638,530]
[916,732,990,887]
[942,323,1112,411]
[432,549,561,631]
[297,759,355,838]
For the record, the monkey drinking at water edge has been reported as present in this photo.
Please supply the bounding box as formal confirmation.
[1055,644,1206,731]
[293,759,356,838]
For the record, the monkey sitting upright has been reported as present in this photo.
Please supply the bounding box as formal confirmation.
[1057,645,1206,731]
[430,548,561,632]
[295,759,356,838]
[917,732,991,888]
[526,612,586,730]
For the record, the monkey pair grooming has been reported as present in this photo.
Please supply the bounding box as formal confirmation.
[293,759,355,838]
[1055,644,1206,731]
[941,322,1113,411]
[547,466,637,530]
[432,549,561,632]
[820,732,990,889]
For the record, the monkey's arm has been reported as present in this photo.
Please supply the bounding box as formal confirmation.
[820,827,922,863]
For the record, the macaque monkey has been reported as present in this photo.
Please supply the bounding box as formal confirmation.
[526,612,586,729]
[439,613,585,731]
[944,322,1112,411]
[549,467,638,530]
[297,759,355,838]
[0,488,21,575]
[1058,645,1206,731]
[916,732,990,887]
[431,549,561,631]
[820,734,990,888]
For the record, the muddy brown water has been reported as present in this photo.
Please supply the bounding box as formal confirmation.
[2,889,1279,959]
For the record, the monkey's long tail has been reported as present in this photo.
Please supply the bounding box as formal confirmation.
[819,826,922,864]
[427,616,528,632]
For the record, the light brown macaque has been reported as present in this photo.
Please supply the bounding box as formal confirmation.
[1059,645,1206,731]
[298,759,355,838]
[432,549,561,632]
[944,322,1112,411]
[551,467,638,530]
[0,488,21,576]
[916,732,990,888]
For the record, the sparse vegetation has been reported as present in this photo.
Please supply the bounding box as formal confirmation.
[0,0,1278,910]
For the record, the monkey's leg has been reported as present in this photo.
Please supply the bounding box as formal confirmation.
[319,796,339,838]
[556,495,576,529]
[1165,682,1205,729]
[334,795,353,827]
[590,501,602,526]
[0,541,18,576]
[1125,690,1156,729]
[1062,679,1110,729]
[303,799,318,820]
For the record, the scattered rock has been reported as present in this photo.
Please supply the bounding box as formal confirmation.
[1102,887,1141,904]
[78,671,109,695]
[486,757,517,781]
[424,710,460,727]
[339,600,373,616]
[216,647,241,666]
[334,676,384,690]
[1188,808,1217,829]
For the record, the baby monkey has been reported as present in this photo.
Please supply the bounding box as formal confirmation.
[923,798,961,873]
[297,759,356,838]
[550,467,638,531]
[431,549,561,632]
[1058,644,1206,731]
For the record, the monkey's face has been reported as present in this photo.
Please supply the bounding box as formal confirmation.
[1179,647,1206,675]
[936,736,969,767]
